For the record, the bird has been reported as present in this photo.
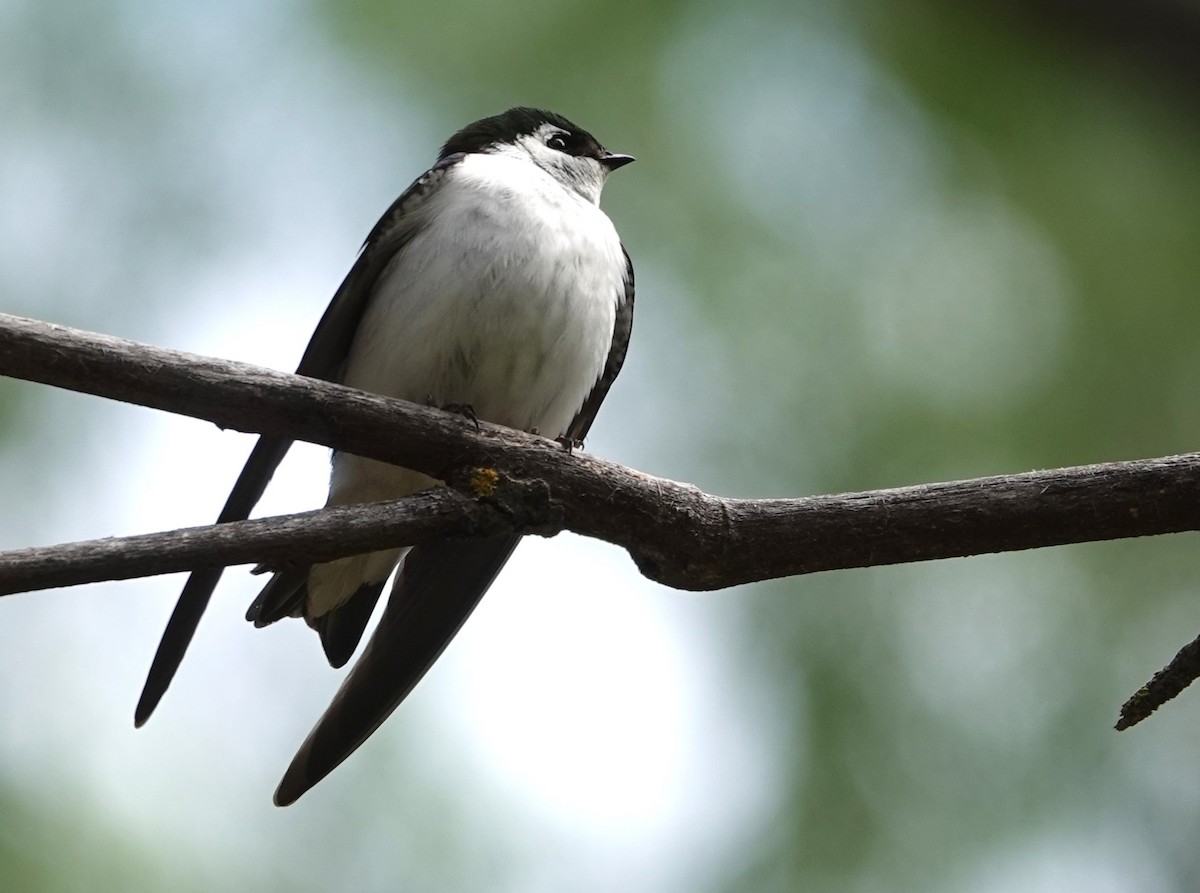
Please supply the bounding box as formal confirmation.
[134,107,635,805]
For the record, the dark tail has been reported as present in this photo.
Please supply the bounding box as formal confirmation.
[274,534,521,805]
[135,435,293,726]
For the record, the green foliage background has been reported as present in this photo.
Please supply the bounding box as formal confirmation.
[3,0,1200,890]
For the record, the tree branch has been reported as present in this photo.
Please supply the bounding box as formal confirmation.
[3,311,1200,728]
[2,311,1200,594]
[1116,632,1200,731]
[0,479,558,596]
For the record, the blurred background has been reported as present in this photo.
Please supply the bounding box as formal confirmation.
[3,0,1200,890]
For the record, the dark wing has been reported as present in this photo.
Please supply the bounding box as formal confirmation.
[272,247,636,806]
[134,156,466,727]
[567,246,635,442]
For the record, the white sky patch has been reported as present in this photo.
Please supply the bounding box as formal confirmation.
[445,534,777,889]
[450,537,700,827]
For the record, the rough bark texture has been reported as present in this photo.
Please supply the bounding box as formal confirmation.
[3,312,1200,726]
[3,311,1200,595]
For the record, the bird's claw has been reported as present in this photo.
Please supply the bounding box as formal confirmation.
[441,402,480,431]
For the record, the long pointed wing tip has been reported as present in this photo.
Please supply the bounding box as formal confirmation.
[272,787,297,808]
[134,683,164,728]
[273,764,313,807]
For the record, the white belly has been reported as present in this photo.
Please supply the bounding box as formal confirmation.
[308,153,626,614]
[344,152,623,433]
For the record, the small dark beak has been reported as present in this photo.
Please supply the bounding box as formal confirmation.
[600,152,636,171]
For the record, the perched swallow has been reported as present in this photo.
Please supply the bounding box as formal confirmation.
[135,107,635,805]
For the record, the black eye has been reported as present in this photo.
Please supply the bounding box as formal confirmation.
[546,133,570,152]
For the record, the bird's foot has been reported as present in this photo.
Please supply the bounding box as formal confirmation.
[439,402,480,431]
[555,435,584,453]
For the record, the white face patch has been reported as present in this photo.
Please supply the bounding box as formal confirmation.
[503,123,609,205]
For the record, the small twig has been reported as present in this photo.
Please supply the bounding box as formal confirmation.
[1116,634,1200,730]
[0,482,558,596]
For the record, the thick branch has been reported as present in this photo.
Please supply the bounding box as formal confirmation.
[2,312,1200,596]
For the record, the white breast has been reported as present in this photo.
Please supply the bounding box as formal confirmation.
[307,153,626,614]
[341,152,625,436]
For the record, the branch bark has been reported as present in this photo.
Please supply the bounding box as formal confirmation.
[0,482,557,596]
[3,312,1200,728]
[3,311,1200,595]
